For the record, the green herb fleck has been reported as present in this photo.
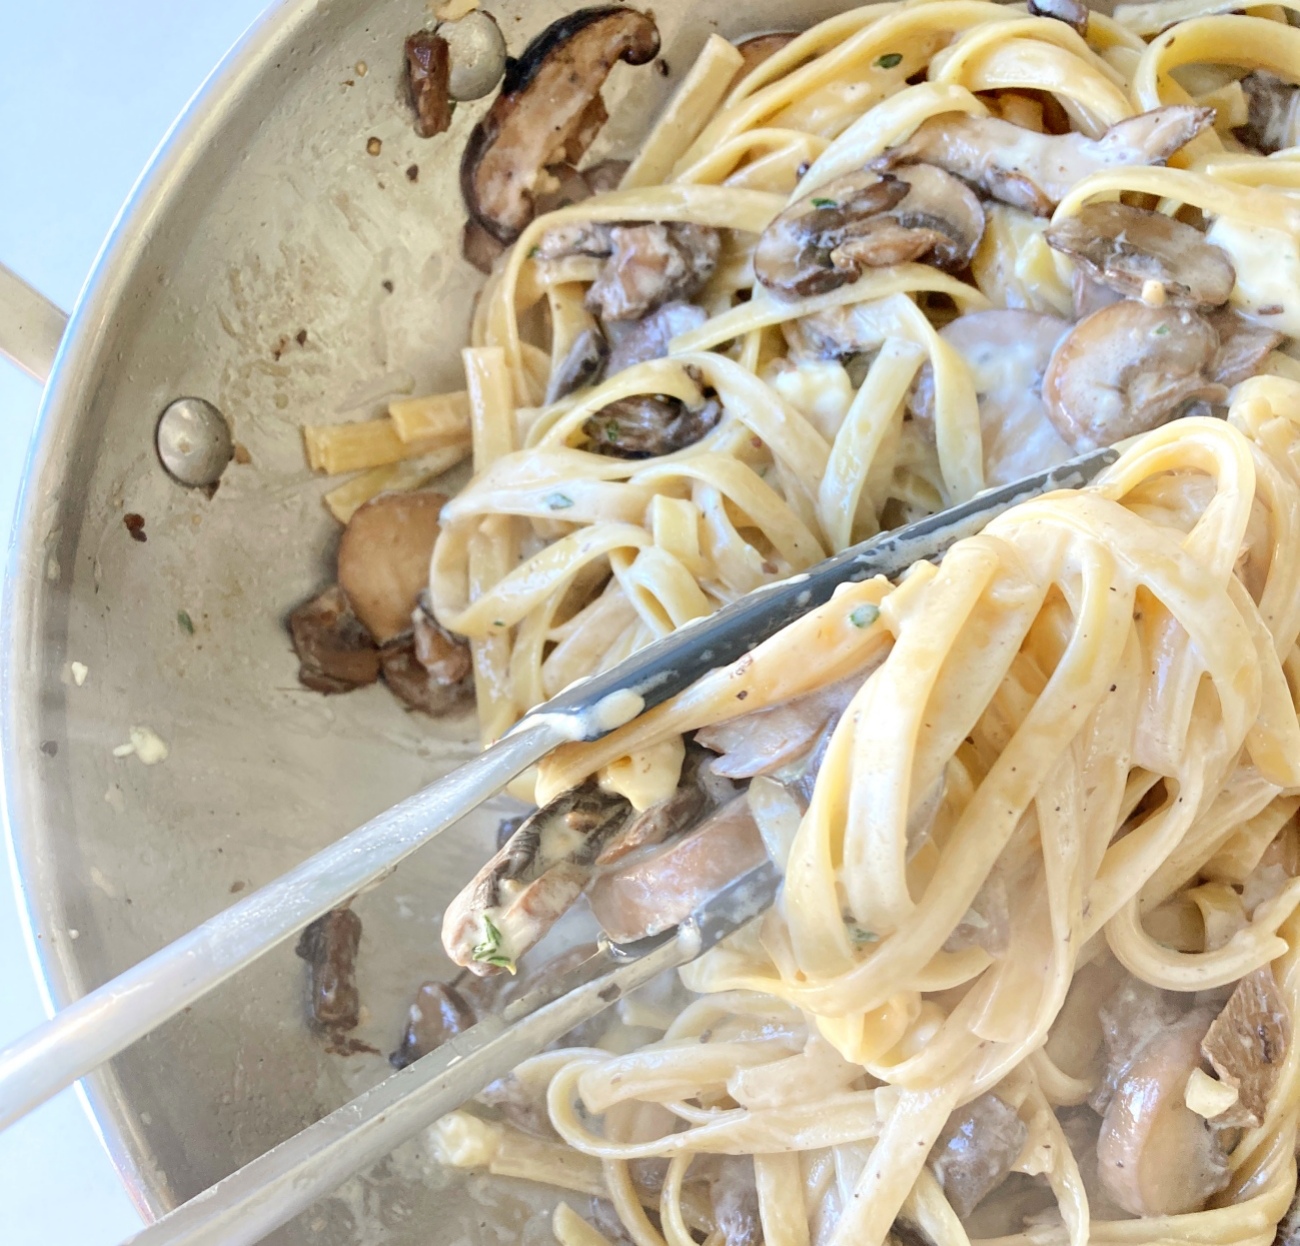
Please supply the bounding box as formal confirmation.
[848,925,880,945]
[494,619,506,628]
[849,603,880,629]
[811,197,838,208]
[472,914,515,971]
[1153,323,1170,336]
[546,492,575,510]
[605,420,621,442]
[875,52,903,68]
[528,245,541,259]
[177,610,195,635]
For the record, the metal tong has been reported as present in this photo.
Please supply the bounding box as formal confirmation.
[0,446,1118,1239]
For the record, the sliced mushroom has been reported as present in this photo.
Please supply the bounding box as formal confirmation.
[413,592,473,685]
[731,32,799,90]
[461,8,661,243]
[829,164,985,273]
[586,223,721,322]
[1028,0,1089,34]
[1046,202,1236,309]
[695,675,861,778]
[1201,966,1291,1127]
[547,326,610,403]
[538,220,617,260]
[754,165,983,298]
[1072,269,1122,320]
[784,302,893,361]
[586,795,768,943]
[406,31,454,138]
[379,636,474,716]
[295,908,363,1031]
[1236,71,1300,155]
[878,106,1214,216]
[710,1156,762,1246]
[584,394,722,458]
[606,301,708,376]
[1207,307,1283,387]
[1089,975,1189,1113]
[288,585,381,694]
[1042,301,1226,449]
[462,217,506,274]
[1097,1009,1230,1216]
[443,780,635,974]
[337,491,446,644]
[911,310,1073,485]
[929,1093,1028,1219]
[390,980,476,1069]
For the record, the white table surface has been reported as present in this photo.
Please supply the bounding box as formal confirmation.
[0,3,271,1240]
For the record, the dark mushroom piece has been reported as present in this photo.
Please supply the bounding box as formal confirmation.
[710,1156,762,1246]
[413,592,473,685]
[337,491,446,644]
[390,980,476,1069]
[1046,202,1236,308]
[929,1093,1028,1219]
[586,223,721,322]
[379,637,474,716]
[1207,307,1283,387]
[547,327,610,403]
[1236,71,1300,155]
[461,7,661,244]
[584,394,723,458]
[878,105,1214,216]
[405,31,454,138]
[462,218,507,275]
[731,32,800,91]
[288,585,381,694]
[296,908,363,1031]
[1042,301,1227,449]
[1028,0,1089,35]
[1201,966,1291,1127]
[606,301,708,376]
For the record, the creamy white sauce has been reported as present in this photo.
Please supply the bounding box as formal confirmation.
[1207,217,1300,338]
[769,360,855,441]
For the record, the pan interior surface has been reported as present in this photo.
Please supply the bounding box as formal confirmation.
[3,0,855,1240]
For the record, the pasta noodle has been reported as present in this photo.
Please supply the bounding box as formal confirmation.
[416,2,1300,1243]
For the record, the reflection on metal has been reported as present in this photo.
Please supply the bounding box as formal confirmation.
[155,398,234,488]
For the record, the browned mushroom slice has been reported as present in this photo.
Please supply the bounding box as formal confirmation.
[1236,71,1300,155]
[462,217,507,274]
[1097,1009,1230,1216]
[337,491,446,644]
[1028,0,1089,34]
[1042,301,1226,450]
[586,223,721,322]
[1046,203,1235,309]
[731,32,800,90]
[460,7,661,243]
[711,1156,762,1246]
[1201,966,1291,1127]
[1088,975,1187,1113]
[830,164,985,274]
[443,781,637,974]
[929,1093,1028,1219]
[1071,269,1123,320]
[413,593,473,685]
[406,31,454,138]
[587,796,768,943]
[606,301,708,376]
[878,106,1214,216]
[537,220,617,260]
[390,980,477,1069]
[753,172,910,298]
[584,394,722,458]
[288,585,381,694]
[296,908,363,1031]
[547,326,610,403]
[1207,307,1283,387]
[379,636,474,716]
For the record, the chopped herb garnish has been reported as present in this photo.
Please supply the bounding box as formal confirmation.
[848,925,879,945]
[811,197,838,208]
[494,619,506,627]
[875,52,903,68]
[528,245,541,259]
[472,914,515,970]
[546,492,575,510]
[177,610,195,635]
[605,420,621,442]
[1153,324,1170,336]
[849,603,881,629]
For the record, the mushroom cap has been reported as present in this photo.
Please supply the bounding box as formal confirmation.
[1042,301,1225,449]
[460,7,660,243]
[1046,202,1236,308]
[337,491,446,644]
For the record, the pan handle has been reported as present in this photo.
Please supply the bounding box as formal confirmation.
[0,262,68,384]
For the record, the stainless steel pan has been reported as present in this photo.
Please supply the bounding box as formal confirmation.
[0,2,860,1241]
